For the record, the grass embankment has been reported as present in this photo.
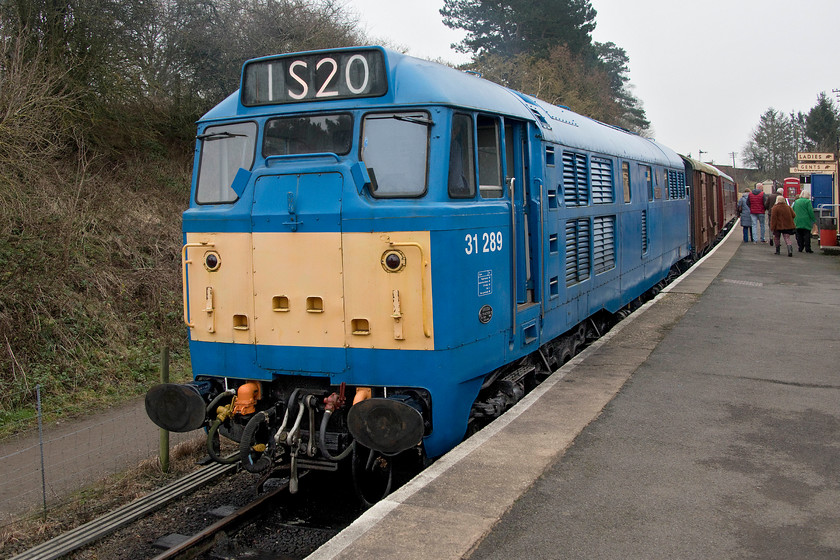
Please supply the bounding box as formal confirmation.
[0,149,194,436]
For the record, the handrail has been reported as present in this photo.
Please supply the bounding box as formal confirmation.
[817,203,840,220]
[389,241,431,338]
[181,242,214,328]
[509,177,517,344]
[536,177,544,323]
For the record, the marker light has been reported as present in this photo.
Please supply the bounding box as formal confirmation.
[381,250,405,272]
[205,251,221,272]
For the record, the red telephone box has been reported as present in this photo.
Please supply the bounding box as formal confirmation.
[783,177,801,199]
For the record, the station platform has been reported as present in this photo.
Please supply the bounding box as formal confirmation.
[310,230,840,559]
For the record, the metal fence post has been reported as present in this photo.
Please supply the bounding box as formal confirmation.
[36,384,47,520]
[159,347,170,472]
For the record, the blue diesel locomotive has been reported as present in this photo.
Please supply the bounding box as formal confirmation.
[146,46,701,499]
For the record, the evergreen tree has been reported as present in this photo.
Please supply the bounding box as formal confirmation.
[804,92,840,152]
[440,0,648,133]
[743,108,794,185]
[440,0,596,59]
[789,111,807,156]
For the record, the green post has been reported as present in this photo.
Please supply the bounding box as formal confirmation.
[159,346,170,472]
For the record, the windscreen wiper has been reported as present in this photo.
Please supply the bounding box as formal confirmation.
[366,114,434,126]
[196,131,248,141]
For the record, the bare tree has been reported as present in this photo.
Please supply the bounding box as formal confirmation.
[0,31,75,185]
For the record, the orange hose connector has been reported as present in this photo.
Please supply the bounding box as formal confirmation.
[233,382,261,415]
[353,387,372,405]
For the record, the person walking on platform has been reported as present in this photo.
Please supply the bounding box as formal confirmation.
[765,188,784,246]
[770,196,796,256]
[749,182,767,243]
[792,189,815,253]
[737,188,754,242]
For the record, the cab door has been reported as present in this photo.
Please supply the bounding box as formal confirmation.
[505,120,541,347]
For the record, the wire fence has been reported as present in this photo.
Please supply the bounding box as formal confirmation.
[0,385,202,527]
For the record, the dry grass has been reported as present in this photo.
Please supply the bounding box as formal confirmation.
[0,144,193,435]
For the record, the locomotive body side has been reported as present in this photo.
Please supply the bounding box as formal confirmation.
[146,47,693,495]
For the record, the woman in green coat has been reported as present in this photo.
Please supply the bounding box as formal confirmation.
[792,190,815,253]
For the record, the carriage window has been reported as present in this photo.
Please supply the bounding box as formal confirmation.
[448,114,476,198]
[196,121,257,204]
[361,111,430,197]
[263,114,352,156]
[477,116,503,198]
[621,162,631,203]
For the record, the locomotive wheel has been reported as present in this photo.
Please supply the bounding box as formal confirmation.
[555,336,574,365]
[352,444,393,508]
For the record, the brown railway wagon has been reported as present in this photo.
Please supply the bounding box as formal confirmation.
[682,156,738,257]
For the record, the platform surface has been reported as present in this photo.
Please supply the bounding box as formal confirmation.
[310,231,840,560]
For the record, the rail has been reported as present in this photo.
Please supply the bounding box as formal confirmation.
[151,474,299,560]
[10,462,237,560]
[817,203,839,220]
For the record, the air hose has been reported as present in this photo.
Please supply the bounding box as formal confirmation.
[240,410,274,473]
[206,417,240,464]
[318,410,355,461]
[206,389,235,415]
[205,390,239,464]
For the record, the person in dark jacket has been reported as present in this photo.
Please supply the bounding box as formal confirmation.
[737,188,754,242]
[792,189,815,253]
[748,183,767,243]
[770,196,796,256]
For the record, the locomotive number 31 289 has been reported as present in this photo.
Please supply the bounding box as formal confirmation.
[465,232,503,255]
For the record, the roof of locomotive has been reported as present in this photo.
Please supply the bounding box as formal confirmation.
[200,47,683,169]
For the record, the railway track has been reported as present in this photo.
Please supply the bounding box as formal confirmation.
[151,473,299,560]
[10,261,699,560]
[10,462,237,560]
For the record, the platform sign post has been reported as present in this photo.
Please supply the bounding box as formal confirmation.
[796,152,835,162]
[793,152,839,244]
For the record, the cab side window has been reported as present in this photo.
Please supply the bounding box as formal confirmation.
[477,115,503,198]
[448,114,476,198]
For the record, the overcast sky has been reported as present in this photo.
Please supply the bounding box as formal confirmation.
[345,0,840,167]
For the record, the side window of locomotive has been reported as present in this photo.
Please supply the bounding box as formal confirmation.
[654,167,663,199]
[361,112,431,198]
[448,114,476,199]
[196,121,257,204]
[263,114,353,156]
[477,116,503,198]
[621,162,631,203]
[642,164,653,201]
[662,169,670,199]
